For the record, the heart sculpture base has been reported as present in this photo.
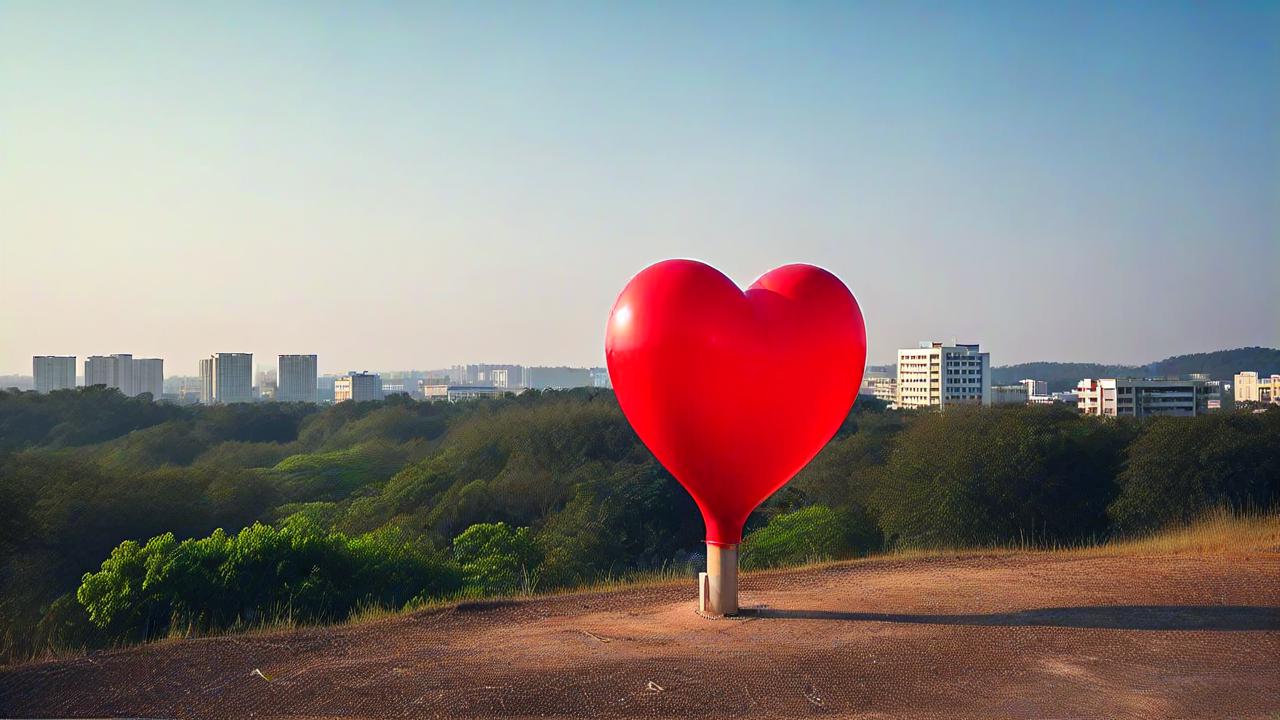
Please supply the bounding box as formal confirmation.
[698,544,739,617]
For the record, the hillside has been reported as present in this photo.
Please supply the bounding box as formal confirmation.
[3,535,1277,719]
[992,347,1280,391]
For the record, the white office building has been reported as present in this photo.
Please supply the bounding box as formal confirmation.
[199,353,253,404]
[859,371,898,405]
[590,367,612,389]
[1020,379,1048,398]
[84,354,135,396]
[278,355,318,403]
[896,342,991,409]
[992,384,1030,405]
[449,364,527,388]
[132,358,164,399]
[33,356,76,393]
[335,371,383,403]
[421,383,510,402]
[1075,378,1216,418]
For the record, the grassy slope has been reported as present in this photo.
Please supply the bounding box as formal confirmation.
[19,509,1277,665]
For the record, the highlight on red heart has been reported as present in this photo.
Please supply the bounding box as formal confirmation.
[605,259,867,547]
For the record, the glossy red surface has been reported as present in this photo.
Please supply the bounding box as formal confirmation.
[605,260,867,544]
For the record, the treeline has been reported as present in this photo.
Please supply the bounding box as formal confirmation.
[991,346,1280,391]
[1,388,1277,659]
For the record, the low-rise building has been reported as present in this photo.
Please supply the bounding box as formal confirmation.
[1020,379,1048,398]
[871,377,898,404]
[421,384,510,402]
[1051,391,1078,406]
[449,364,527,388]
[1234,371,1280,405]
[858,371,896,403]
[525,366,593,390]
[992,384,1030,405]
[590,367,612,388]
[335,372,384,403]
[1075,378,1216,418]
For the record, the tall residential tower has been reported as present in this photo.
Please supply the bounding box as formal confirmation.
[132,358,164,399]
[33,356,76,393]
[277,354,318,403]
[199,353,253,404]
[84,354,134,395]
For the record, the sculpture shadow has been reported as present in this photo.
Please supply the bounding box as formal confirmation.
[740,605,1280,631]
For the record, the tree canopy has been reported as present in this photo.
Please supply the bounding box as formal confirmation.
[1,387,1275,659]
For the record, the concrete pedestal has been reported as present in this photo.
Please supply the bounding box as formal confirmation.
[698,543,739,616]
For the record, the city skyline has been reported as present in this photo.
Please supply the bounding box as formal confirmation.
[3,2,1277,375]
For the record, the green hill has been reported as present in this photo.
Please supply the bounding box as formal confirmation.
[992,347,1280,392]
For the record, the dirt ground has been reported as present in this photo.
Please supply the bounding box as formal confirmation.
[2,550,1278,719]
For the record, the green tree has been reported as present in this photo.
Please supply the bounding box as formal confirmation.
[1109,411,1280,533]
[741,505,875,570]
[874,405,1131,547]
[452,522,542,595]
[76,533,177,638]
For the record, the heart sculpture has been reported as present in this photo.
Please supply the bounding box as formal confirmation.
[606,259,867,545]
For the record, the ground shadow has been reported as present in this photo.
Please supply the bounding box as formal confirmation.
[740,605,1280,631]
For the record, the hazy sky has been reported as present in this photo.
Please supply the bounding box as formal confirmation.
[2,1,1277,376]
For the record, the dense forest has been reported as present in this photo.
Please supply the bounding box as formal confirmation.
[992,346,1280,391]
[1,387,1277,661]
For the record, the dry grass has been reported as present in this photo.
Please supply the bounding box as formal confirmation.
[14,509,1276,665]
[377,508,1280,618]
[698,507,1280,582]
[1076,506,1280,557]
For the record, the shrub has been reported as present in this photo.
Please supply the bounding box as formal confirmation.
[452,522,542,595]
[75,516,463,641]
[741,505,849,570]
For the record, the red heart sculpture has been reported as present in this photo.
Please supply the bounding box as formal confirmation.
[605,260,867,545]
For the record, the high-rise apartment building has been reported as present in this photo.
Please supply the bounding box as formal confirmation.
[132,358,164,399]
[33,356,76,393]
[1075,378,1216,417]
[277,355,318,403]
[199,358,215,404]
[895,342,991,409]
[84,354,135,395]
[198,353,253,404]
[335,371,383,403]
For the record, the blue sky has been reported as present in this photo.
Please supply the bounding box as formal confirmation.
[2,1,1276,374]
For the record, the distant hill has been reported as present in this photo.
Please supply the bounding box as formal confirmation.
[992,347,1280,392]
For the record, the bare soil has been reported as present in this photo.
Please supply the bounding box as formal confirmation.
[3,551,1278,719]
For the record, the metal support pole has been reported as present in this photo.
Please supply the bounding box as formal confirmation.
[698,543,739,616]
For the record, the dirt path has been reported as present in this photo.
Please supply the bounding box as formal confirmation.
[3,551,1278,719]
